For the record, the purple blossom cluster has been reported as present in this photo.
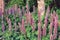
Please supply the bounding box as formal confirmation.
[0,3,59,40]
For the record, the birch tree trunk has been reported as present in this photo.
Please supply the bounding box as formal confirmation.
[0,0,4,13]
[37,0,45,20]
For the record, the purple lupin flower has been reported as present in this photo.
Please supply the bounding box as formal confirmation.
[30,16,35,32]
[50,34,53,40]
[49,13,54,34]
[8,8,11,15]
[53,26,57,39]
[44,16,48,26]
[44,6,50,26]
[46,6,50,18]
[38,10,41,23]
[43,24,46,36]
[50,13,53,22]
[53,14,58,39]
[53,11,56,22]
[11,7,15,15]
[21,19,26,34]
[38,22,41,40]
[8,19,12,31]
[25,13,29,24]
[18,8,22,15]
[49,22,53,35]
[18,8,21,14]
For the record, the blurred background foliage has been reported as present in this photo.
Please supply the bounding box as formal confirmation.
[5,0,52,8]
[4,0,60,20]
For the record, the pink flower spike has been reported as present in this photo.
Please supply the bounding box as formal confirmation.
[38,22,41,40]
[21,19,26,34]
[8,19,12,31]
[50,34,53,40]
[18,8,21,15]
[30,17,35,31]
[8,8,11,15]
[38,11,41,22]
[49,22,53,35]
[43,24,46,36]
[46,6,50,17]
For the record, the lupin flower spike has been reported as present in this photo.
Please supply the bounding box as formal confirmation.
[8,19,12,31]
[49,22,53,35]
[8,8,11,15]
[38,22,41,40]
[43,24,46,36]
[11,7,15,15]
[50,34,53,40]
[53,15,58,39]
[21,19,26,34]
[30,16,35,31]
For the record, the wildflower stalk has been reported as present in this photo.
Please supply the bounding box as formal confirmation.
[53,13,58,39]
[8,19,12,31]
[38,22,41,40]
[49,13,53,34]
[43,24,46,36]
[49,22,53,35]
[21,19,26,34]
[6,17,12,31]
[30,16,35,32]
[11,7,15,15]
[50,34,53,40]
